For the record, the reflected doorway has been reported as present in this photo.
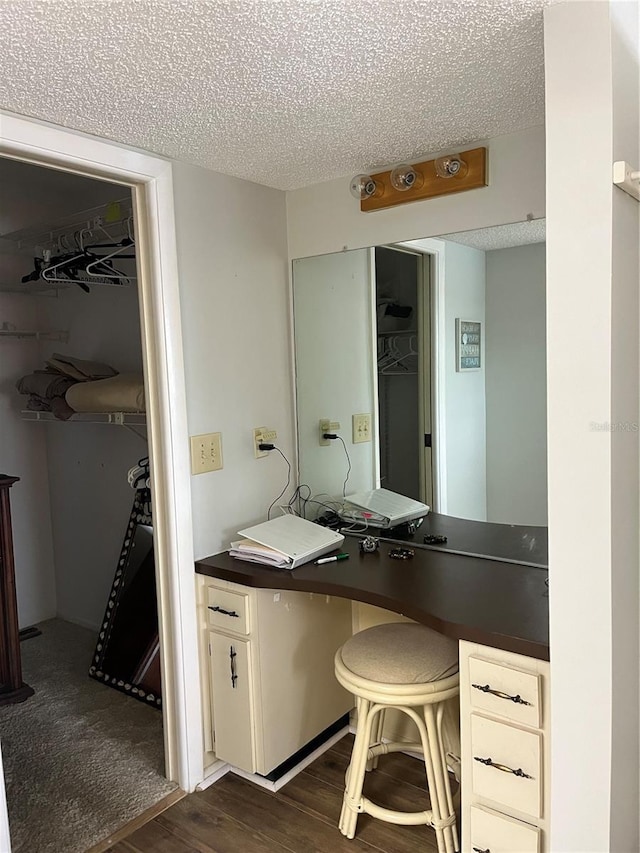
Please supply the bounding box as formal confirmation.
[374,247,433,505]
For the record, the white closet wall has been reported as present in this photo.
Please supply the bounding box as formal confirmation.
[0,293,57,627]
[37,281,146,630]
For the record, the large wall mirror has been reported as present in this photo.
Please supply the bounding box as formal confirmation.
[292,219,546,529]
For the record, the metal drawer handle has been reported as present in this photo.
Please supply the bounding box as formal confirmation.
[209,605,240,618]
[472,682,532,706]
[229,645,238,689]
[474,756,533,779]
[473,848,491,853]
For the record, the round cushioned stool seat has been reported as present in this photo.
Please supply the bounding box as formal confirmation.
[340,622,458,684]
[335,622,460,853]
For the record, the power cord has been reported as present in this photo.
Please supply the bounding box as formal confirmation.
[322,433,352,502]
[259,445,292,520]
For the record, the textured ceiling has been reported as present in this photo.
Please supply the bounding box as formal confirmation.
[0,1,551,190]
[440,218,546,250]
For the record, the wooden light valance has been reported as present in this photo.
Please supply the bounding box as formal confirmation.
[360,146,488,213]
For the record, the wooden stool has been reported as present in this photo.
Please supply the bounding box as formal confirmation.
[334,622,460,853]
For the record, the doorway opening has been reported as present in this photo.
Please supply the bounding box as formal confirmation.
[0,112,200,853]
[374,246,433,506]
[0,156,177,853]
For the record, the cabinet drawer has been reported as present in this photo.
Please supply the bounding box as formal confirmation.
[469,656,541,728]
[209,633,254,771]
[206,586,249,634]
[471,714,542,818]
[470,804,540,853]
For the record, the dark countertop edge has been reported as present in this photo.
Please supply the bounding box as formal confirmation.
[195,556,550,663]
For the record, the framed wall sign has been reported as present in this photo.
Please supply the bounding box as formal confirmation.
[456,319,482,371]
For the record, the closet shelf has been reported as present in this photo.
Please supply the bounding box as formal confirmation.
[21,411,146,426]
[0,329,69,342]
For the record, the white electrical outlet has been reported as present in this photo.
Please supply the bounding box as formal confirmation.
[319,419,341,446]
[352,413,372,443]
[190,432,223,474]
[254,427,277,458]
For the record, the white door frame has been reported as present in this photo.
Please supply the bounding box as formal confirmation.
[396,238,447,513]
[0,112,203,796]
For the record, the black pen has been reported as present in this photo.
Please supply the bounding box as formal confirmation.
[315,553,349,565]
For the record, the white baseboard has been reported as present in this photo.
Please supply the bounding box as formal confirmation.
[215,724,350,794]
[196,759,230,791]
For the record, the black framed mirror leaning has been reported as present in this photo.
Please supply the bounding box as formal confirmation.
[88,489,161,708]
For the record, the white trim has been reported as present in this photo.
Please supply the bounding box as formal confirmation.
[397,238,447,514]
[367,248,381,488]
[0,111,202,794]
[228,724,349,793]
[0,746,11,853]
[196,760,231,791]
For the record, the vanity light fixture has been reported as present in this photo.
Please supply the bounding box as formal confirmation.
[390,163,423,192]
[349,173,381,200]
[434,153,468,179]
[351,146,487,213]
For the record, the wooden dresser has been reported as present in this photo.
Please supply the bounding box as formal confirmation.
[0,475,34,705]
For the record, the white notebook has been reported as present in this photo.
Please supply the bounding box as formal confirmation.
[231,515,344,569]
[342,488,430,528]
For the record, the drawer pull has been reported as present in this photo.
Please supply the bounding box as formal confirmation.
[209,605,240,618]
[472,848,490,853]
[473,756,533,779]
[472,682,532,706]
[229,645,238,688]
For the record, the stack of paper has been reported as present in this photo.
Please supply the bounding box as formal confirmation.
[229,539,293,568]
[229,514,345,570]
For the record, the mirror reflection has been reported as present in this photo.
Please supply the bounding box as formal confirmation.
[292,220,547,528]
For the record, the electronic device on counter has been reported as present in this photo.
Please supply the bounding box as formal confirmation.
[339,488,430,530]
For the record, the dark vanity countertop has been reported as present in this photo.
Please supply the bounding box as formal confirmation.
[358,511,548,568]
[196,531,549,661]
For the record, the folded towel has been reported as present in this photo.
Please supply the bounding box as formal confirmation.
[65,373,145,413]
[46,353,118,382]
[16,371,77,400]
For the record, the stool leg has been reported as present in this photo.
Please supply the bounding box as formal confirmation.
[340,698,378,839]
[437,703,459,852]
[423,704,458,853]
[366,708,386,771]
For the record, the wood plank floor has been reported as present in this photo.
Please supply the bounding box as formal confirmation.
[105,735,443,853]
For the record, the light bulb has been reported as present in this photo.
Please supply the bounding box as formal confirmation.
[390,164,423,192]
[434,154,467,179]
[350,174,379,200]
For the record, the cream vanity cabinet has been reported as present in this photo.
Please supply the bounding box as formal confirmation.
[460,641,551,853]
[197,575,353,776]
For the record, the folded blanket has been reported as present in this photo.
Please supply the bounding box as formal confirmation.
[65,373,145,413]
[16,370,76,400]
[46,353,118,382]
[18,373,77,420]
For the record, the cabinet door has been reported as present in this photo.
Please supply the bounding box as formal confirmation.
[209,633,255,772]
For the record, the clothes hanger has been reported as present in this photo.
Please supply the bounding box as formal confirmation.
[84,241,137,283]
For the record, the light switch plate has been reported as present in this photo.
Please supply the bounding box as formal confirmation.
[190,432,223,474]
[352,413,372,443]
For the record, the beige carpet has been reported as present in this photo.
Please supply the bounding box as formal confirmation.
[0,618,177,853]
